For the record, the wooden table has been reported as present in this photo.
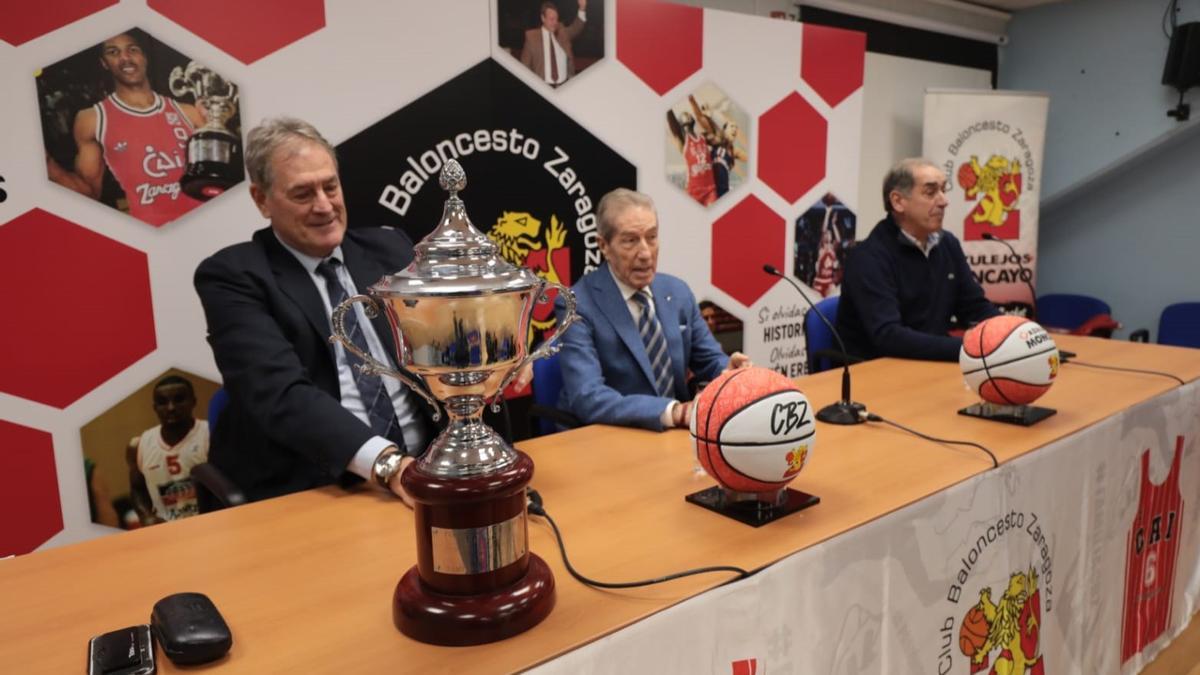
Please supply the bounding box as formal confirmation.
[2,336,1197,673]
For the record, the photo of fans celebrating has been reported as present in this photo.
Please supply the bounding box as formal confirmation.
[665,82,749,207]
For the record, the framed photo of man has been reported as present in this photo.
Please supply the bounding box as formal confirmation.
[37,28,244,227]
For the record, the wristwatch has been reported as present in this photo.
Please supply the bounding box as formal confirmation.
[371,448,407,489]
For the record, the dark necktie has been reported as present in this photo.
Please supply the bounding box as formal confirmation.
[315,259,407,452]
[633,290,675,398]
[548,30,560,83]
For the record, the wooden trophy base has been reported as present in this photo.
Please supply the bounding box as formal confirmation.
[394,552,556,646]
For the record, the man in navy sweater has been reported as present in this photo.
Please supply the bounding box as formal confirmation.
[838,158,999,361]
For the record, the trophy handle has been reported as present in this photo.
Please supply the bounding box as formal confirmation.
[330,295,442,422]
[489,281,580,409]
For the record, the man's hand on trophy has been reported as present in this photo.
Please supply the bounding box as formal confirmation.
[513,363,535,391]
[387,456,418,508]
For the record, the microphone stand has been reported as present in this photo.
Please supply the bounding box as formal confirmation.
[763,265,865,425]
[981,232,1039,321]
[979,233,1074,360]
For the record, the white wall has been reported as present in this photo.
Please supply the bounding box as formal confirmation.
[858,52,993,227]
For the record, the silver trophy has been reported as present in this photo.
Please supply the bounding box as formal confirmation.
[330,159,576,645]
[168,61,241,200]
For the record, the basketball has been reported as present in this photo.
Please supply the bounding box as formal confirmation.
[959,605,989,657]
[960,315,1059,406]
[689,367,816,493]
[957,162,978,192]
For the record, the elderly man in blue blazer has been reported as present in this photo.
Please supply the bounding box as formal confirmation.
[555,188,750,431]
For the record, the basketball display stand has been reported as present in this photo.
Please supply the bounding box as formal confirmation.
[958,401,1056,426]
[685,486,819,527]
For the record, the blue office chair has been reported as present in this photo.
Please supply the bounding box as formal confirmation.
[193,387,246,510]
[1157,303,1200,347]
[1037,293,1121,337]
[804,296,840,373]
[528,352,579,435]
[207,387,230,430]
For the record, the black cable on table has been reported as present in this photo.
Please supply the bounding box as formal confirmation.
[1068,360,1186,386]
[526,490,750,589]
[866,413,999,468]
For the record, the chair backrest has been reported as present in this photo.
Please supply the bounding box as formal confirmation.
[804,296,839,374]
[207,387,230,430]
[1158,302,1200,348]
[532,353,565,436]
[1037,293,1113,331]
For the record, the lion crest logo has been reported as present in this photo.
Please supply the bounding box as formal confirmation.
[957,154,1022,241]
[487,211,571,336]
[783,444,808,478]
[960,566,1045,675]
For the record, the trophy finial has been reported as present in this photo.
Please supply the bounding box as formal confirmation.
[439,159,467,196]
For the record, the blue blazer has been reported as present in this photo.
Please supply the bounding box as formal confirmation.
[554,262,728,431]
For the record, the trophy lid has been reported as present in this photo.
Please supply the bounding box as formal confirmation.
[369,160,537,297]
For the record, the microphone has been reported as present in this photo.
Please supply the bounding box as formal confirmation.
[979,233,1074,360]
[762,264,865,425]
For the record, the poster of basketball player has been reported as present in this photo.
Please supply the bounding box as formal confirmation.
[794,193,856,298]
[79,369,220,529]
[665,82,750,207]
[699,299,744,356]
[37,28,243,227]
[497,0,605,88]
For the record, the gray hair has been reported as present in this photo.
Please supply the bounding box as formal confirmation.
[596,187,656,241]
[244,116,337,190]
[882,157,939,214]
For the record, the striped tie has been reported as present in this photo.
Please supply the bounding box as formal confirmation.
[316,259,407,453]
[633,290,675,398]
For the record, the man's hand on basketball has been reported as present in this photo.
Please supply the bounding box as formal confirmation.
[726,352,752,371]
[672,400,694,428]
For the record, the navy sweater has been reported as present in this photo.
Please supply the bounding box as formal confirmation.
[837,215,998,361]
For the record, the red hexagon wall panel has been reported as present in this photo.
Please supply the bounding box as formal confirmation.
[0,0,116,46]
[712,195,785,307]
[0,210,156,408]
[617,0,702,95]
[758,92,827,205]
[0,420,61,555]
[148,0,325,64]
[801,24,866,108]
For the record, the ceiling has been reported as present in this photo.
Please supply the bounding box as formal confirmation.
[959,0,1067,11]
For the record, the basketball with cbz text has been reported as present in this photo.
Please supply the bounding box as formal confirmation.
[960,315,1059,406]
[689,367,815,493]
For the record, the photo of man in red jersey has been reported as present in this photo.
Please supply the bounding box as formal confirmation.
[665,83,749,208]
[39,29,243,226]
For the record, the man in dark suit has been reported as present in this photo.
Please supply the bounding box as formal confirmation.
[555,188,750,431]
[520,0,588,87]
[194,117,430,506]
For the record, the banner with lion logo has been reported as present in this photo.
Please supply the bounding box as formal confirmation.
[536,381,1200,675]
[923,90,1048,318]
